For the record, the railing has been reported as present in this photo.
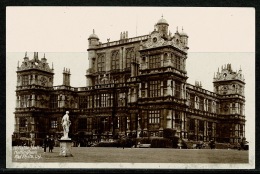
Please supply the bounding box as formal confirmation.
[16,85,53,91]
[99,35,149,48]
[139,65,187,77]
[138,96,186,105]
[186,84,217,97]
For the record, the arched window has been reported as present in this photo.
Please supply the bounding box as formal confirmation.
[111,50,120,70]
[126,48,134,69]
[97,53,105,72]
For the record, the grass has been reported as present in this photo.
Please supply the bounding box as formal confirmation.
[12,146,248,163]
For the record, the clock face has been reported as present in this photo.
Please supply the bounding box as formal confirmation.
[224,105,229,111]
[40,77,47,86]
[222,86,228,91]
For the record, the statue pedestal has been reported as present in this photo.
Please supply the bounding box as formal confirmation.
[59,139,73,157]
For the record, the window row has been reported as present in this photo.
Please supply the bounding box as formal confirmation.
[142,80,182,99]
[97,48,135,72]
[17,75,52,86]
[188,96,218,113]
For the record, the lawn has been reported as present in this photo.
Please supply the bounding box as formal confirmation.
[12,146,248,163]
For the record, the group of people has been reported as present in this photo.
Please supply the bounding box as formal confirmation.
[43,135,55,153]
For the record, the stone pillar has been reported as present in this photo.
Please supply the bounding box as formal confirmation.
[138,83,142,98]
[235,124,239,137]
[16,96,19,108]
[120,47,125,70]
[32,75,35,85]
[212,122,216,140]
[137,116,141,138]
[181,112,184,138]
[161,54,164,67]
[204,121,207,141]
[161,81,164,96]
[15,117,19,132]
[31,94,35,107]
[59,139,73,157]
[172,110,175,128]
[172,81,175,96]
[183,84,186,100]
[30,117,35,132]
[133,87,137,102]
[131,61,135,77]
[167,79,172,96]
[145,82,148,97]
[166,110,172,128]
[195,119,198,141]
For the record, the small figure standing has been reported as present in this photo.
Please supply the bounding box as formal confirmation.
[49,135,55,152]
[61,111,71,139]
[43,135,50,153]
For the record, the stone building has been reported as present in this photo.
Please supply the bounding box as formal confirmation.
[13,17,246,145]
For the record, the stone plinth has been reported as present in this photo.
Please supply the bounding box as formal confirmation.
[59,139,73,157]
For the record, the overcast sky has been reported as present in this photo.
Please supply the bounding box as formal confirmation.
[6,7,255,168]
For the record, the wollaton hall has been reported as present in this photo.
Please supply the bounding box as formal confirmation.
[13,17,246,145]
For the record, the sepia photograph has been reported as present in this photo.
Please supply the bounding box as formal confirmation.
[6,7,255,169]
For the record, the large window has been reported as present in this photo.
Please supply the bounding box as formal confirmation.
[87,96,92,109]
[20,118,27,127]
[175,111,182,130]
[50,119,58,129]
[111,50,120,70]
[22,75,29,86]
[149,80,161,97]
[149,54,161,69]
[97,53,105,72]
[79,96,88,109]
[149,110,160,124]
[126,48,134,68]
[101,93,109,107]
[50,94,58,108]
[20,95,31,108]
[175,82,181,98]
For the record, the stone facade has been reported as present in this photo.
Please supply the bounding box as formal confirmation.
[13,17,246,145]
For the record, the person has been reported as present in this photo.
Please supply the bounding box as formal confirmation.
[61,111,71,139]
[49,135,55,152]
[43,135,50,153]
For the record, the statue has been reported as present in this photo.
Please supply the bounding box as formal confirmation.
[61,111,71,139]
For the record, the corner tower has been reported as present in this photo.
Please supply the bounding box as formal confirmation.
[213,64,246,143]
[14,52,54,144]
[155,15,169,38]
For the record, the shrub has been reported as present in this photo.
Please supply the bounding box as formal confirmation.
[95,142,119,147]
[136,137,173,148]
[163,128,176,139]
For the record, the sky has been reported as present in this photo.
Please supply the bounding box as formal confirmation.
[6,7,255,168]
